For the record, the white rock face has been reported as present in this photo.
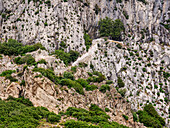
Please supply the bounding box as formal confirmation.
[72,38,170,125]
[0,0,169,52]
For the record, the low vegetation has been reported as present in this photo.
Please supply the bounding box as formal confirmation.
[54,50,79,65]
[137,104,165,127]
[99,17,125,41]
[64,104,128,128]
[0,39,45,56]
[0,97,61,128]
[0,70,17,82]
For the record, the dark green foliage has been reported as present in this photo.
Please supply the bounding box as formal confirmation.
[118,88,126,97]
[99,85,110,93]
[99,17,124,41]
[132,112,138,122]
[14,54,35,65]
[0,97,60,128]
[117,77,125,88]
[47,114,61,123]
[99,122,128,128]
[76,78,88,88]
[137,104,165,127]
[63,71,75,80]
[93,71,106,82]
[0,70,17,82]
[54,50,79,65]
[7,96,33,106]
[160,23,170,31]
[60,41,67,48]
[33,68,59,84]
[144,104,165,126]
[20,80,26,86]
[71,66,77,73]
[85,84,98,91]
[94,4,101,15]
[84,33,92,51]
[64,120,99,128]
[105,108,110,112]
[37,59,47,65]
[137,0,147,4]
[163,71,170,79]
[60,79,84,95]
[65,104,128,128]
[122,114,128,120]
[116,0,122,3]
[0,70,15,76]
[137,111,162,127]
[106,80,113,84]
[66,104,110,123]
[0,39,45,56]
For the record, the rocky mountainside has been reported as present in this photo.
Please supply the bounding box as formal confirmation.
[0,0,169,128]
[0,0,169,52]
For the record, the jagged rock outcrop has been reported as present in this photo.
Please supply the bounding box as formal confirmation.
[73,38,170,125]
[0,68,145,128]
[0,0,169,52]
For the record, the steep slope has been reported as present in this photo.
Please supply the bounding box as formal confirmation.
[0,0,169,52]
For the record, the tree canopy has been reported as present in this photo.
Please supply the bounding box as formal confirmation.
[99,17,125,41]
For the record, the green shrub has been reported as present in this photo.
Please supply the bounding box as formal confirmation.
[14,54,35,65]
[99,17,124,41]
[0,39,45,56]
[0,70,15,76]
[84,33,92,51]
[85,84,98,91]
[37,59,47,64]
[63,71,75,80]
[118,88,126,97]
[54,50,79,65]
[47,114,61,123]
[33,68,59,84]
[7,96,33,106]
[71,66,77,73]
[0,70,17,82]
[60,79,84,95]
[122,114,128,120]
[132,112,138,122]
[137,110,162,127]
[106,80,113,84]
[144,104,165,126]
[76,78,88,88]
[99,85,110,93]
[117,77,125,88]
[64,120,99,128]
[20,80,26,86]
[105,108,110,112]
[137,104,165,127]
[0,97,60,127]
[66,104,110,124]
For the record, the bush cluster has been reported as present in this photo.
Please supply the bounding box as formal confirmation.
[33,68,60,84]
[99,17,125,41]
[87,71,106,83]
[0,97,61,127]
[0,39,45,56]
[137,104,165,127]
[84,33,92,51]
[14,54,35,65]
[0,70,17,82]
[117,77,125,88]
[54,50,79,65]
[65,104,128,128]
[99,85,110,93]
[60,79,84,95]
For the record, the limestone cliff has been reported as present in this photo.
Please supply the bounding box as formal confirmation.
[0,0,169,52]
